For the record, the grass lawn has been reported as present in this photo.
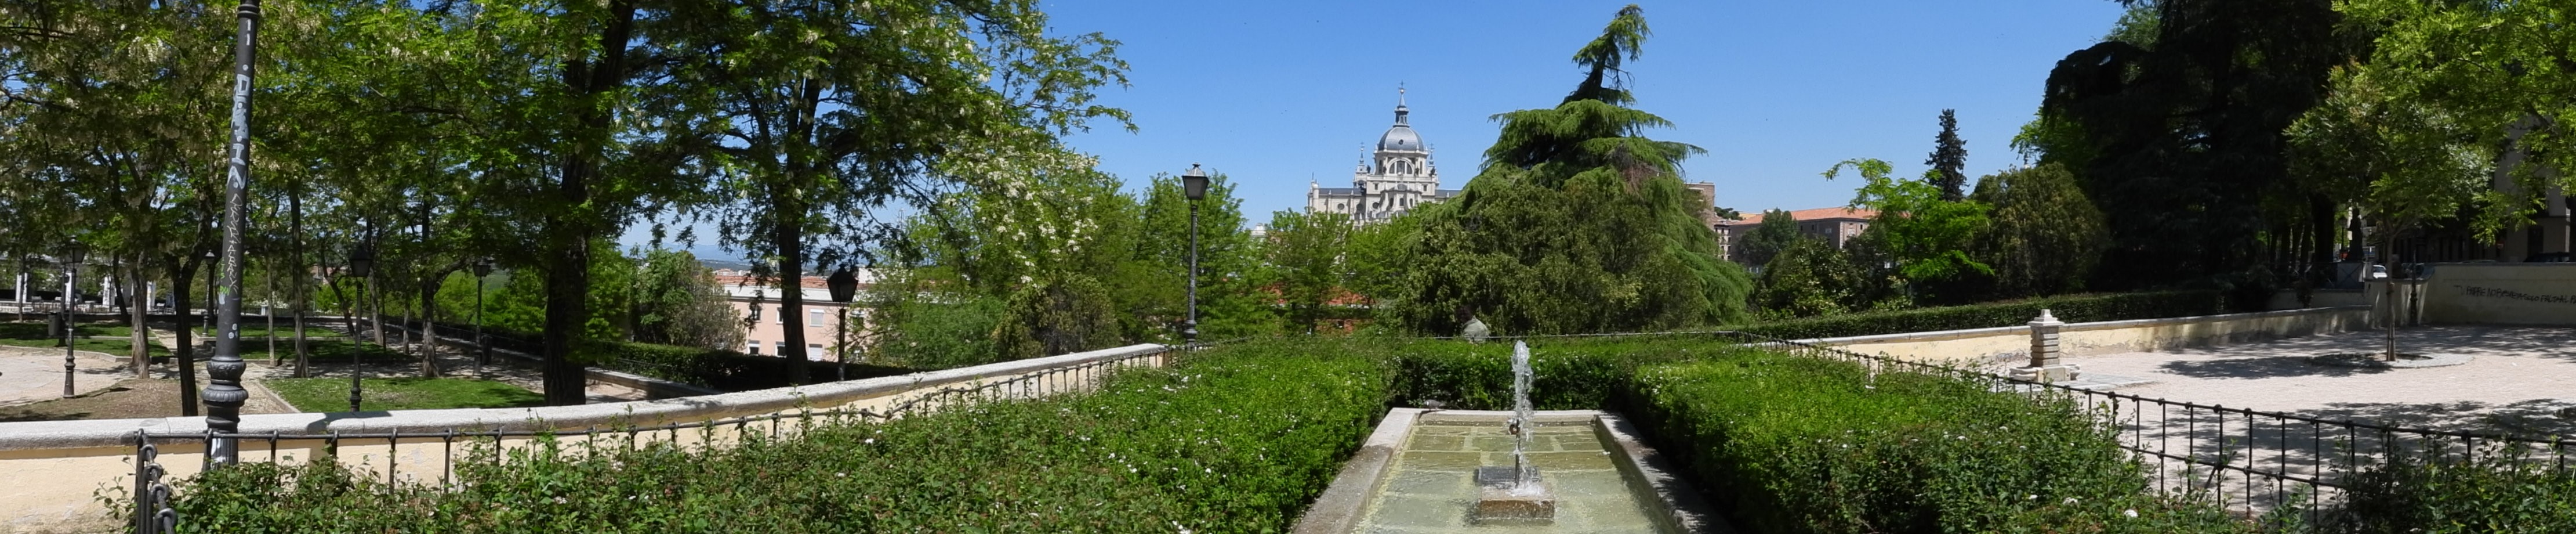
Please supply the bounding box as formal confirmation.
[249,340,407,365]
[0,320,132,340]
[266,377,543,412]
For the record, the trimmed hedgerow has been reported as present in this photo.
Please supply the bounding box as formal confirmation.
[2337,446,2576,533]
[596,341,919,391]
[153,339,1389,533]
[1740,290,2226,341]
[1626,348,2251,533]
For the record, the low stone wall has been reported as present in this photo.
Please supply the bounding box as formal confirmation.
[2422,263,2576,326]
[0,343,1169,533]
[1807,306,2373,365]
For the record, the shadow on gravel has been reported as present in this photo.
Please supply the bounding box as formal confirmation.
[2156,356,2389,380]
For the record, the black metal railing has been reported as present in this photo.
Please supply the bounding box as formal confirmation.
[1728,330,2576,528]
[122,342,1200,529]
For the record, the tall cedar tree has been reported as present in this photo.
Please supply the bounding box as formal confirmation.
[1926,109,1969,201]
[1380,5,1752,335]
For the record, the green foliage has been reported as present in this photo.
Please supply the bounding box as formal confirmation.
[2037,0,2350,289]
[1737,208,1804,268]
[1260,210,1355,334]
[596,341,914,392]
[1752,238,1874,319]
[266,377,545,412]
[627,250,741,351]
[1377,5,1750,335]
[862,279,1004,370]
[157,340,1390,533]
[1630,351,2251,533]
[1925,109,1969,202]
[1826,158,1993,303]
[1743,291,2225,340]
[2339,446,2576,533]
[994,274,1121,361]
[1971,163,2110,298]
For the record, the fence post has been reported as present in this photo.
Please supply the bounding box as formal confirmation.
[2011,309,2078,384]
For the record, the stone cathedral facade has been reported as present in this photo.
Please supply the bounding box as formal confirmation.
[1308,91,1459,223]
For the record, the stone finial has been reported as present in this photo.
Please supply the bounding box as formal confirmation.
[1461,317,1492,343]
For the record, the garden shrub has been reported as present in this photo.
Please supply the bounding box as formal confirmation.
[1741,290,2226,341]
[1627,351,2252,533]
[154,338,1390,533]
[2336,446,2576,533]
[596,341,917,391]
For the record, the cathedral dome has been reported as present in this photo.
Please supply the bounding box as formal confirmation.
[1377,104,1424,152]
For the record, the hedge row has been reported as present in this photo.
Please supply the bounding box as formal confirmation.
[1740,290,2227,341]
[596,342,917,391]
[1624,347,2251,533]
[161,339,1390,533]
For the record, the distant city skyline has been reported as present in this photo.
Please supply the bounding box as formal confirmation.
[630,1,2134,261]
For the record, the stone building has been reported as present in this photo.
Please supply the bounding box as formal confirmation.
[1711,207,1877,262]
[1309,89,1460,223]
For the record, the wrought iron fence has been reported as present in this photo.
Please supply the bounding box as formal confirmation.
[121,342,1198,530]
[1728,330,2576,528]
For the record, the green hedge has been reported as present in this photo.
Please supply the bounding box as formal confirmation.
[158,339,1391,533]
[596,342,919,391]
[2337,448,2576,533]
[1740,290,2226,340]
[1625,347,2251,533]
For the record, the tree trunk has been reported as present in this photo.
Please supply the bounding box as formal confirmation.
[538,0,638,406]
[295,182,311,376]
[128,254,149,378]
[775,205,810,386]
[174,260,198,416]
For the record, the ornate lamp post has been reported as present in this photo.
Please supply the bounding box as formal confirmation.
[59,240,85,398]
[1181,164,1209,344]
[826,268,858,382]
[346,243,374,413]
[472,257,494,371]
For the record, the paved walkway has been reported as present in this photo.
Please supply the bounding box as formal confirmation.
[2074,325,2576,436]
[0,345,126,406]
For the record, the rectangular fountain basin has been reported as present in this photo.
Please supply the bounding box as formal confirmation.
[1294,409,1730,533]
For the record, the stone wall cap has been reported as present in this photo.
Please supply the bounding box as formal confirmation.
[0,343,1168,452]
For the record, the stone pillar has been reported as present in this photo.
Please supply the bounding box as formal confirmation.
[2014,309,2078,383]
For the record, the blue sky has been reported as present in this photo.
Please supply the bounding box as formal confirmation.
[1048,0,2132,221]
[640,1,2135,260]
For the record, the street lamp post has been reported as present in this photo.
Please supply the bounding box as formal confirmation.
[826,268,858,383]
[472,257,493,373]
[1181,164,1209,344]
[347,244,373,413]
[59,240,85,399]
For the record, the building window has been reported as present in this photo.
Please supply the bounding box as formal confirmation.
[810,309,823,326]
[747,342,761,355]
[774,341,788,354]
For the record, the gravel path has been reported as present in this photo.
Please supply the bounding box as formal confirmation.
[2076,326,2576,436]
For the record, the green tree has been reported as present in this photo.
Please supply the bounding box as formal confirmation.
[1378,5,1751,335]
[654,0,1129,385]
[1751,237,1866,319]
[2037,0,2353,290]
[1260,210,1354,334]
[629,250,741,351]
[1826,158,1992,304]
[1926,109,1969,201]
[1737,209,1802,268]
[1971,164,2109,298]
[1130,171,1265,341]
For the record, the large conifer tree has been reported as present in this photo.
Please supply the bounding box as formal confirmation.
[1379,5,1751,335]
[1926,109,1969,201]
